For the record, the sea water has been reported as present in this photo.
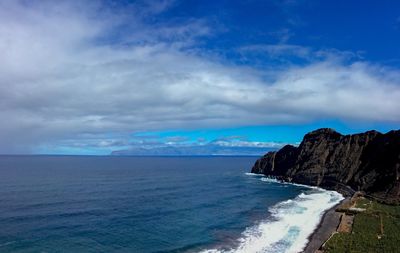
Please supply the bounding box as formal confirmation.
[0,156,342,253]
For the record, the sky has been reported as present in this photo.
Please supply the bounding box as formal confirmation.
[1,0,400,155]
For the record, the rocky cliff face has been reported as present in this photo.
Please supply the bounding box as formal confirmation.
[251,128,400,203]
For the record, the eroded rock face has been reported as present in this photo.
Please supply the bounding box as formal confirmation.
[251,128,400,203]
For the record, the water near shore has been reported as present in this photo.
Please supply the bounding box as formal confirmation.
[0,156,342,253]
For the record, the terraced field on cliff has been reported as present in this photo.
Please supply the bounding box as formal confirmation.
[324,198,400,253]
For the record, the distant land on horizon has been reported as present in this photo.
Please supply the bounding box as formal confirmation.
[110,128,400,156]
[110,144,277,156]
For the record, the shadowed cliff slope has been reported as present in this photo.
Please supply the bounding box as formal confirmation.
[251,128,400,203]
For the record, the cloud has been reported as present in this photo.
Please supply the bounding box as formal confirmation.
[208,136,285,148]
[0,0,400,153]
[111,136,285,156]
[111,145,276,156]
[42,134,288,155]
[165,136,190,143]
[211,140,285,149]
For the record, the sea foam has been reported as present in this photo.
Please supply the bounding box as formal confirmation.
[260,177,280,183]
[200,177,343,253]
[244,172,264,176]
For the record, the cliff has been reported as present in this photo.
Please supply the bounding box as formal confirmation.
[251,128,400,203]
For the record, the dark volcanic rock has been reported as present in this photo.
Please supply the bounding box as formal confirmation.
[251,128,400,203]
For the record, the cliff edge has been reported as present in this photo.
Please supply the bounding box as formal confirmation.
[251,128,400,203]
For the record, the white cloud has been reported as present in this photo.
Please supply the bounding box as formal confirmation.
[0,0,400,153]
[212,140,287,148]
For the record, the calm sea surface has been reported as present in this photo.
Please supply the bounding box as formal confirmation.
[0,156,342,253]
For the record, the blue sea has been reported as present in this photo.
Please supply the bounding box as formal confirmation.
[0,156,343,253]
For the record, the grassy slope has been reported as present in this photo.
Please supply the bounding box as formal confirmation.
[324,198,400,253]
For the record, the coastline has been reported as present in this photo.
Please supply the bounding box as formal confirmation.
[255,175,347,253]
[302,197,349,253]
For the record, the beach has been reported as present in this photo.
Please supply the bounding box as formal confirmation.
[303,198,349,253]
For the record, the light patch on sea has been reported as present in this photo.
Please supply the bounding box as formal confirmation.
[200,174,344,253]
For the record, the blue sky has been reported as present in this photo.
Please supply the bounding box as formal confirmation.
[1,0,400,155]
[158,1,400,65]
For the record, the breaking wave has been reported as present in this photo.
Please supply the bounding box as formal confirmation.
[200,176,343,253]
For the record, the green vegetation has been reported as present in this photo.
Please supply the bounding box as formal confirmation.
[354,197,370,208]
[324,198,400,253]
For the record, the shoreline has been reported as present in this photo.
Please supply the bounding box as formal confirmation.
[254,174,348,253]
[302,197,349,253]
[243,174,349,253]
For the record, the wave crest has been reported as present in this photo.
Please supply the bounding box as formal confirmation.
[200,186,343,253]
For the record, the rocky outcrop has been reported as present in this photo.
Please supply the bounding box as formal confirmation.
[251,128,400,203]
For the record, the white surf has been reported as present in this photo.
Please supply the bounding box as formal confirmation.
[200,176,343,253]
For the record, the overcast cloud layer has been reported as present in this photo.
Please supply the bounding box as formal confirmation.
[1,0,400,153]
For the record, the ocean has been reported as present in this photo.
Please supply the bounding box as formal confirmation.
[0,156,343,253]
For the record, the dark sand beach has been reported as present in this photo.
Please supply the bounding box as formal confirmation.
[303,198,349,253]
